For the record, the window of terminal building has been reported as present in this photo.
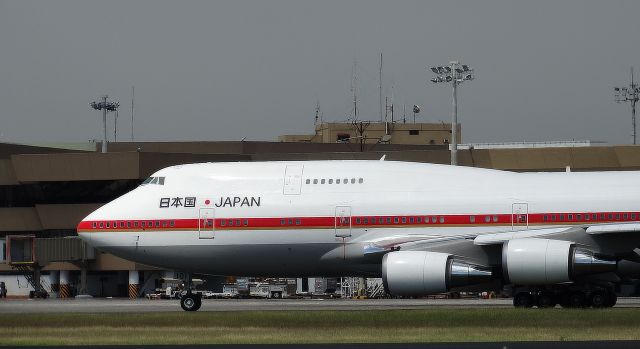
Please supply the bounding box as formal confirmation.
[336,133,350,142]
[409,130,419,135]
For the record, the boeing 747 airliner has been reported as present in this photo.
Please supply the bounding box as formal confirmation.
[77,160,640,310]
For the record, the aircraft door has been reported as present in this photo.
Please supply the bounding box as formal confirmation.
[283,165,304,195]
[335,206,352,237]
[199,208,215,239]
[511,203,529,230]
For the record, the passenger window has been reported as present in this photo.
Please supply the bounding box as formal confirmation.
[394,217,399,224]
[235,220,241,226]
[356,218,361,224]
[306,179,310,184]
[470,216,475,223]
[120,222,125,228]
[313,179,318,184]
[543,215,548,222]
[402,217,407,224]
[92,222,97,228]
[343,178,348,184]
[359,178,363,184]
[386,217,391,224]
[608,214,613,220]
[228,220,234,226]
[127,222,131,228]
[162,221,168,227]
[378,218,384,224]
[432,217,437,223]
[633,214,637,220]
[568,214,573,220]
[624,214,628,220]
[170,221,175,227]
[155,221,160,227]
[485,216,490,223]
[577,214,582,221]
[336,179,341,184]
[221,220,226,226]
[416,217,422,223]
[585,214,590,221]
[134,221,139,227]
[106,222,110,228]
[492,216,498,223]
[364,218,369,224]
[616,214,621,220]
[244,220,249,226]
[409,217,414,224]
[321,179,325,184]
[329,179,333,184]
[351,178,356,184]
[439,216,445,223]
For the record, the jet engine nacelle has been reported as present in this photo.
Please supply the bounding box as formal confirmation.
[382,251,492,297]
[503,238,617,285]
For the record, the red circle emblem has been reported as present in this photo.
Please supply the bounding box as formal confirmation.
[205,199,210,205]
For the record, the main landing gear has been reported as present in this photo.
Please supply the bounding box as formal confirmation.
[513,284,617,309]
[179,273,202,312]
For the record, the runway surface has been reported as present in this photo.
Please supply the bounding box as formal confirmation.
[3,297,640,313]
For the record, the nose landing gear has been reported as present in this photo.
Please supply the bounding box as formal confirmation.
[179,273,202,312]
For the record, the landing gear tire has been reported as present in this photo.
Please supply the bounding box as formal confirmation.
[589,291,607,308]
[536,293,556,308]
[567,291,586,308]
[180,293,202,312]
[271,292,282,299]
[514,292,533,308]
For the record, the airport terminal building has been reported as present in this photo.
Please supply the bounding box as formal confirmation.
[3,136,640,298]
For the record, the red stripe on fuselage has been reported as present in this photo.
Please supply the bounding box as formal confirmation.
[76,211,640,232]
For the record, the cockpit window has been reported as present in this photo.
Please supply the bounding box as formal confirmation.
[142,176,166,186]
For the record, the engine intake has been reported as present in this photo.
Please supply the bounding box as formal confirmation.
[382,251,492,297]
[503,238,616,285]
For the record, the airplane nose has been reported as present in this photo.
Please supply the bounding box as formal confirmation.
[77,218,93,244]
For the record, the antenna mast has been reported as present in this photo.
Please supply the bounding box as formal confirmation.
[351,58,358,120]
[131,86,134,142]
[379,52,383,122]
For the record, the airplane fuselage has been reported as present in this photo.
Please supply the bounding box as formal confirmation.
[77,160,640,276]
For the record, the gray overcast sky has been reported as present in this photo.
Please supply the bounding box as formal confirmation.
[1,0,639,144]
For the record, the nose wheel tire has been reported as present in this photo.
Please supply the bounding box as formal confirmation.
[180,293,202,311]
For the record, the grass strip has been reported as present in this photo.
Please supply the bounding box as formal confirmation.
[1,308,640,345]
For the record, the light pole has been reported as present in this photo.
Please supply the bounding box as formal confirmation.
[90,96,120,153]
[430,61,474,165]
[614,67,640,145]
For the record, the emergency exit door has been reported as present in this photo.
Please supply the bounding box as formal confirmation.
[283,165,304,195]
[335,206,352,237]
[511,203,529,230]
[199,208,215,239]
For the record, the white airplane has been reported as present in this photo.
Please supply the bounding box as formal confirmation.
[77,160,640,311]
